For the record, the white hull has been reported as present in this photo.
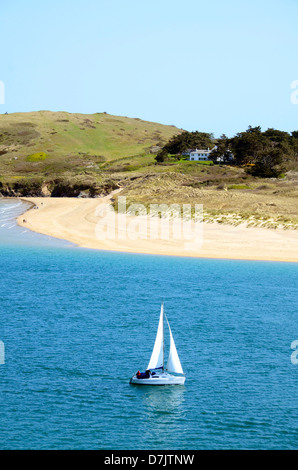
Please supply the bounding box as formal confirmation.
[130,372,185,386]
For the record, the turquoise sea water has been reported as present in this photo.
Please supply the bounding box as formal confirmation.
[0,199,297,450]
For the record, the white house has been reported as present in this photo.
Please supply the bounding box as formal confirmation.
[183,147,215,161]
[183,146,234,163]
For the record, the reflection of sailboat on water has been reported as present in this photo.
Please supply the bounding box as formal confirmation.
[130,302,185,385]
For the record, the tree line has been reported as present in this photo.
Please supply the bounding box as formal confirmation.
[155,126,298,177]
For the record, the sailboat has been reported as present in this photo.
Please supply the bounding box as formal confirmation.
[129,302,185,385]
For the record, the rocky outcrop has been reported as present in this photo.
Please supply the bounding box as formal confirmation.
[0,178,120,198]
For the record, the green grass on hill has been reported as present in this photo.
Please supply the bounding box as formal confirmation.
[0,110,182,178]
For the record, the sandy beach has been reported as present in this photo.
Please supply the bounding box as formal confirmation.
[17,193,298,262]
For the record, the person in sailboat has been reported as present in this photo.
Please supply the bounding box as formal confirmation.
[136,369,151,379]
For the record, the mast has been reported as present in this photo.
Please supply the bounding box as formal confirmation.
[162,301,164,371]
[147,302,164,371]
[165,313,184,376]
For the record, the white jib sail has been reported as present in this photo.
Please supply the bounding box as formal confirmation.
[147,303,164,370]
[166,316,184,375]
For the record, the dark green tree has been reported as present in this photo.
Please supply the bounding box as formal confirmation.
[246,147,285,177]
[263,128,290,143]
[155,148,168,163]
[209,134,233,163]
[162,131,214,155]
[229,126,266,165]
[290,131,298,162]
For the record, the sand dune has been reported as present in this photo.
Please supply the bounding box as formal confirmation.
[17,192,298,262]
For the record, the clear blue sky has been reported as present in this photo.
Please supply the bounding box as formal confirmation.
[1,0,298,137]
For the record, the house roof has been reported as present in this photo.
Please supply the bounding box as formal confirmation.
[186,148,211,153]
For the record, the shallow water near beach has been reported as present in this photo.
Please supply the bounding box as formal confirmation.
[0,199,297,449]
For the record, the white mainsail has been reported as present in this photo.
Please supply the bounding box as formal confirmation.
[165,314,184,375]
[147,303,184,375]
[147,303,164,370]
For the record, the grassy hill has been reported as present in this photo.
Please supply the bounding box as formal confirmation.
[0,110,181,174]
[0,110,297,229]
